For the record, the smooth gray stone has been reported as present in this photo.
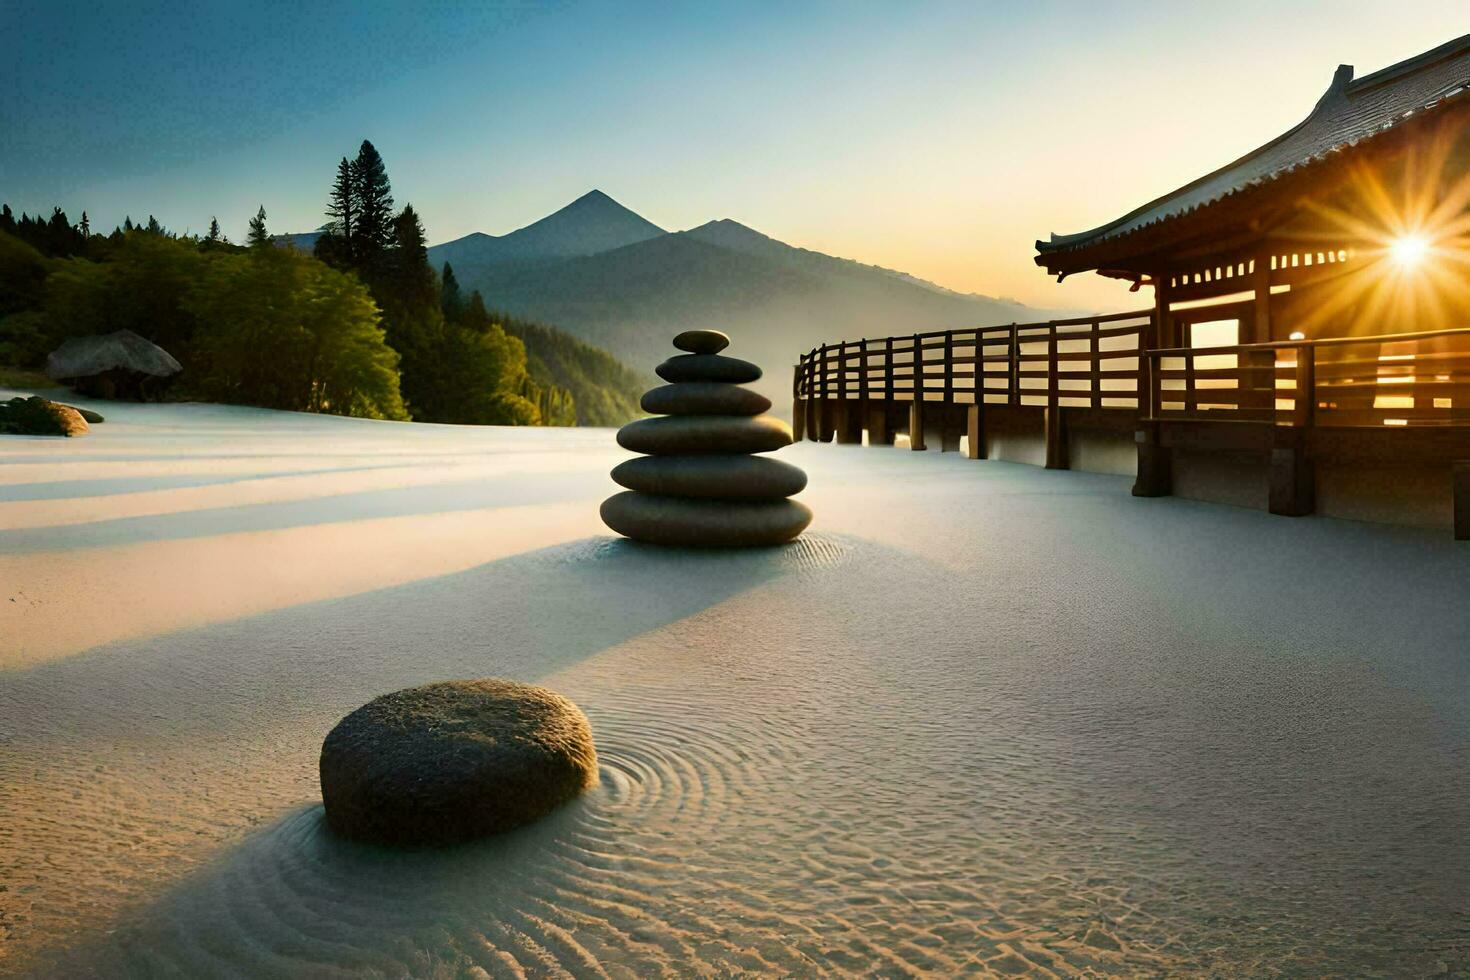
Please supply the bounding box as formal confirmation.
[672,329,730,355]
[616,414,792,455]
[641,382,771,417]
[612,454,807,499]
[320,679,598,845]
[656,354,762,384]
[601,491,812,547]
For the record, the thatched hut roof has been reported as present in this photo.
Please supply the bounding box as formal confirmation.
[46,330,182,380]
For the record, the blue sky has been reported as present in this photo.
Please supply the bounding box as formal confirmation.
[3,1,1464,309]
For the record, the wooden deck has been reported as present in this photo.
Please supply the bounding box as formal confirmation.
[792,316,1470,538]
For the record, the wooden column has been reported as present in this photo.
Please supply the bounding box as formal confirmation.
[1269,344,1315,516]
[940,331,959,451]
[817,345,835,442]
[1045,323,1069,469]
[966,403,986,459]
[1252,249,1273,342]
[1133,278,1171,496]
[910,333,926,451]
[792,357,807,442]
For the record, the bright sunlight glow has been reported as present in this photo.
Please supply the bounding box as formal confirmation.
[1389,234,1430,267]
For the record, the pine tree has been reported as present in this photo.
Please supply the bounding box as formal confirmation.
[351,141,394,263]
[145,215,163,235]
[0,204,14,235]
[325,157,356,256]
[78,211,90,237]
[123,216,134,232]
[247,206,269,248]
[207,217,221,242]
[440,262,463,321]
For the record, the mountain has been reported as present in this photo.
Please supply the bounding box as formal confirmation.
[431,190,666,273]
[505,313,646,426]
[429,196,1059,405]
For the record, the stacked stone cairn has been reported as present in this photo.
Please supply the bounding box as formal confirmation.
[602,330,811,547]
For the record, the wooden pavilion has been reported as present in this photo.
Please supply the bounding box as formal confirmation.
[1036,35,1470,528]
[793,35,1469,535]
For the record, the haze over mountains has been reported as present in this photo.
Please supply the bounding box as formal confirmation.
[424,191,1064,402]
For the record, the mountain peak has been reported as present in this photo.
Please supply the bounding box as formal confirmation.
[430,190,666,266]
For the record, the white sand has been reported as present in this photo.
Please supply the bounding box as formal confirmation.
[2,392,1468,976]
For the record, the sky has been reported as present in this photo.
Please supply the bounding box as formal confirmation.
[2,1,1465,312]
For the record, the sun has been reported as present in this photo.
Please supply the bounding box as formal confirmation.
[1389,233,1430,268]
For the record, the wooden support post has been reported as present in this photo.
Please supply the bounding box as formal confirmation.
[1268,428,1315,516]
[1454,461,1470,541]
[1269,344,1315,516]
[1045,406,1069,469]
[1090,321,1102,410]
[868,403,892,446]
[967,403,986,459]
[792,397,806,442]
[1008,324,1020,407]
[941,406,961,452]
[1045,324,1068,469]
[910,333,926,450]
[1252,248,1273,343]
[1132,422,1171,497]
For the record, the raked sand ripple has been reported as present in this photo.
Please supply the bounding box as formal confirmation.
[3,395,1469,977]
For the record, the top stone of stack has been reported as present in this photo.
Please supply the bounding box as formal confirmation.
[673,329,730,355]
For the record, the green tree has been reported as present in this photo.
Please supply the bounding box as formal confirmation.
[324,156,356,256]
[182,248,406,419]
[351,141,394,265]
[207,217,221,243]
[440,262,463,321]
[247,206,269,248]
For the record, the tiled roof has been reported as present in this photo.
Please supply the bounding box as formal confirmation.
[1036,34,1470,260]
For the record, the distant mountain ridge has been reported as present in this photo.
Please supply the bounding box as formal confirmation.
[430,190,666,271]
[426,193,1063,403]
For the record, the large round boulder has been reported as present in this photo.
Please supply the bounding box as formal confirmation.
[601,491,812,547]
[320,679,598,845]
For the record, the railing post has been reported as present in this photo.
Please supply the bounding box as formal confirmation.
[1090,320,1102,410]
[818,345,834,442]
[1270,340,1316,516]
[792,354,805,442]
[870,336,894,446]
[836,340,861,444]
[1008,324,1020,408]
[910,333,926,451]
[1132,307,1171,497]
[940,330,960,451]
[1045,322,1068,469]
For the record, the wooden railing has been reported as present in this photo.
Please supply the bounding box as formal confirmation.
[793,309,1153,410]
[797,319,1470,430]
[1146,326,1470,428]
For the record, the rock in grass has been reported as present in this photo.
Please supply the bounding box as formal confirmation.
[672,329,730,355]
[655,354,762,385]
[601,491,812,547]
[320,679,598,846]
[612,455,807,499]
[616,415,793,456]
[640,382,771,417]
[0,396,89,437]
